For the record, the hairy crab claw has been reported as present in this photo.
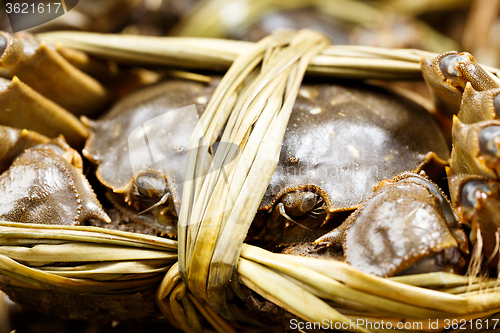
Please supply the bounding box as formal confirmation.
[302,172,468,278]
[0,31,109,118]
[0,137,110,225]
[457,85,500,124]
[450,117,500,179]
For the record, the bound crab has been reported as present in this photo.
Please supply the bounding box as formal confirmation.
[0,29,498,281]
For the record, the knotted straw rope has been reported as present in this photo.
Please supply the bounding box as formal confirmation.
[176,27,335,317]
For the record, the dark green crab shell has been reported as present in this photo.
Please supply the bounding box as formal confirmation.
[83,78,216,202]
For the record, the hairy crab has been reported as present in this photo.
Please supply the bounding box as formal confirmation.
[0,29,470,277]
[280,51,500,278]
[418,50,500,275]
[0,137,110,225]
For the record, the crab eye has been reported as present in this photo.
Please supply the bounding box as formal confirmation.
[479,125,500,157]
[439,54,466,79]
[136,175,167,196]
[0,36,5,58]
[494,94,500,118]
[31,143,65,155]
[461,180,494,208]
[300,192,317,212]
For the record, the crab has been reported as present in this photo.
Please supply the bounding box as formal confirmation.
[82,77,218,238]
[289,50,500,278]
[247,79,450,246]
[21,0,199,36]
[282,51,500,278]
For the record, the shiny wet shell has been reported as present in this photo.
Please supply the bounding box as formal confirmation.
[260,81,450,213]
[83,78,216,202]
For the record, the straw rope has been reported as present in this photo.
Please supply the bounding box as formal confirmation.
[37,31,427,80]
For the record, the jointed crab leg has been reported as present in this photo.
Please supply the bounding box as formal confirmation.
[37,31,429,80]
[139,193,172,215]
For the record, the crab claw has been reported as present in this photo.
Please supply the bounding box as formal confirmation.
[0,31,109,117]
[0,77,89,149]
[421,51,499,116]
[0,35,5,58]
[0,138,110,225]
[450,115,500,179]
[449,171,500,270]
[458,84,500,124]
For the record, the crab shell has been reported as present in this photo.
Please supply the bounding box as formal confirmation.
[450,116,500,179]
[0,138,110,225]
[0,125,50,173]
[312,172,467,277]
[449,81,500,180]
[260,81,450,213]
[234,8,348,44]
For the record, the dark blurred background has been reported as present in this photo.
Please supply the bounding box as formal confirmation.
[1,0,500,332]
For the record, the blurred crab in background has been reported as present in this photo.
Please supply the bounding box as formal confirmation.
[2,0,500,331]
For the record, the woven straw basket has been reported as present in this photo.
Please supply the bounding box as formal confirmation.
[2,1,500,332]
